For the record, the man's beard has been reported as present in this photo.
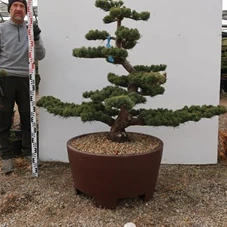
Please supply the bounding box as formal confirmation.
[13,15,24,21]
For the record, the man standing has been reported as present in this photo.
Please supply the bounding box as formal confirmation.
[0,0,46,173]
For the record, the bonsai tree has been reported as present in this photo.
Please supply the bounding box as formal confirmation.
[37,0,226,143]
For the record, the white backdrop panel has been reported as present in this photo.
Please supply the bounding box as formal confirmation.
[38,0,222,163]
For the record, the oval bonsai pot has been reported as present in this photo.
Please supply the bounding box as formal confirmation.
[67,132,163,209]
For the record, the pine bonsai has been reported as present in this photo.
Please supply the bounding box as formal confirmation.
[37,0,226,142]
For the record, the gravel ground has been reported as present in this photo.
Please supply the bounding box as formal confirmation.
[1,161,227,227]
[0,97,227,227]
[70,132,160,155]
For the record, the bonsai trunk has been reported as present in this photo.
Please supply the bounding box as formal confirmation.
[108,106,145,142]
[115,19,138,93]
[108,106,131,142]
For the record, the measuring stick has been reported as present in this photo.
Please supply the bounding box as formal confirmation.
[27,0,38,177]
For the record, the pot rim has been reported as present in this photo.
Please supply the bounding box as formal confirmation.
[67,131,164,157]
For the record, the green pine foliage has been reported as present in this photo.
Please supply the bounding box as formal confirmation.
[37,96,226,127]
[139,105,226,127]
[85,30,110,40]
[133,65,167,72]
[37,0,227,136]
[95,0,124,12]
[73,46,128,59]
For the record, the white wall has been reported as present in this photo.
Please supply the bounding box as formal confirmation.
[38,0,222,164]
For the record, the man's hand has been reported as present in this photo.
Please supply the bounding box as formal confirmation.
[33,23,41,41]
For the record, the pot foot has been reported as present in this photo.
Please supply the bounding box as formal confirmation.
[75,188,82,195]
[140,192,154,202]
[94,197,118,209]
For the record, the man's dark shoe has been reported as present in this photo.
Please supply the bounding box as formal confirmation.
[1,159,14,174]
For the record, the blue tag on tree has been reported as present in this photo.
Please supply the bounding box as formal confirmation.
[106,36,114,63]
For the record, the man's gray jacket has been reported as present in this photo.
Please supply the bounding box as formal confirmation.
[0,19,46,77]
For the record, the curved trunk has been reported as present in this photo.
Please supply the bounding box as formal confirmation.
[109,107,131,142]
[108,107,145,142]
[108,19,140,142]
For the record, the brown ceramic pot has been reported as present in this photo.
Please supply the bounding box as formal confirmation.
[67,132,163,209]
